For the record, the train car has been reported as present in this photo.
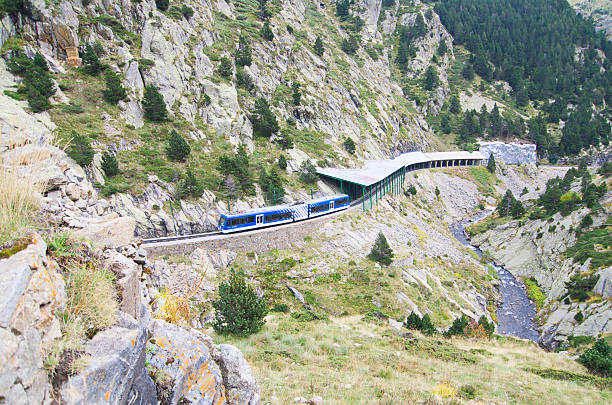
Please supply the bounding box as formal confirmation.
[217,204,293,233]
[307,194,350,218]
[217,194,351,233]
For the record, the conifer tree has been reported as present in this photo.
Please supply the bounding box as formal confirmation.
[291,81,301,106]
[368,232,394,266]
[261,21,274,41]
[423,66,439,91]
[259,166,284,201]
[217,57,233,78]
[313,36,324,57]
[101,152,119,177]
[278,155,287,170]
[166,130,191,162]
[487,153,496,173]
[155,0,168,11]
[102,69,127,104]
[212,269,267,336]
[82,43,103,76]
[250,97,279,137]
[67,132,94,167]
[142,85,168,122]
[449,94,461,114]
[235,34,252,67]
[177,168,203,199]
[343,137,356,154]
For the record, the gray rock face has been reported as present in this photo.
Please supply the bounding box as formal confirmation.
[594,267,612,298]
[1,234,66,405]
[73,213,136,249]
[479,142,537,164]
[214,344,261,405]
[103,250,141,319]
[61,323,155,405]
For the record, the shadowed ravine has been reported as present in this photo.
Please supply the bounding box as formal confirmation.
[450,212,540,341]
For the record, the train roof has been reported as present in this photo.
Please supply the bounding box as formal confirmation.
[221,194,349,217]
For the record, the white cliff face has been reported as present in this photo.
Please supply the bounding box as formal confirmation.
[480,141,538,165]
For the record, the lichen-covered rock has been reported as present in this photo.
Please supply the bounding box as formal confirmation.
[103,250,142,319]
[213,344,261,405]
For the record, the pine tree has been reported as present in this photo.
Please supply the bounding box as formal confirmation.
[423,66,439,91]
[440,114,451,134]
[235,34,252,67]
[449,95,461,114]
[67,132,94,167]
[217,56,233,78]
[313,36,324,57]
[250,97,279,137]
[343,137,356,154]
[212,269,268,336]
[444,314,469,337]
[177,168,203,199]
[259,166,284,202]
[437,40,448,56]
[461,63,475,80]
[101,152,119,177]
[102,69,127,104]
[368,232,394,266]
[82,43,103,76]
[298,160,318,184]
[291,81,301,105]
[261,21,274,41]
[0,0,24,13]
[166,130,191,162]
[142,85,168,122]
[487,153,496,173]
[155,0,168,11]
[278,155,287,170]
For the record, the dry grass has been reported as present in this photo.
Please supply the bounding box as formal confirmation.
[216,315,611,404]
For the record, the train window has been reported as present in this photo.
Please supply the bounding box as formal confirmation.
[264,211,292,222]
[334,197,349,206]
[227,216,255,227]
[310,204,329,214]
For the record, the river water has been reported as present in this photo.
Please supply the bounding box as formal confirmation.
[450,212,540,341]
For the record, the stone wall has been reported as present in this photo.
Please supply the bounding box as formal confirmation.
[479,141,537,164]
[143,207,355,258]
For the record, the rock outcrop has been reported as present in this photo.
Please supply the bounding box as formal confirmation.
[479,142,537,165]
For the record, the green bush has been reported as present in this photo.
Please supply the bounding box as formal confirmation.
[525,277,546,310]
[251,97,279,137]
[142,85,168,122]
[260,21,274,41]
[181,5,194,19]
[368,232,394,266]
[82,43,103,76]
[298,160,318,184]
[0,0,23,13]
[565,273,600,302]
[7,52,55,113]
[404,185,417,196]
[271,303,289,313]
[176,168,203,199]
[166,130,191,162]
[343,137,356,154]
[291,81,301,105]
[259,166,284,202]
[101,152,119,177]
[218,144,255,195]
[102,69,127,104]
[578,339,612,377]
[444,314,469,337]
[404,311,436,335]
[574,311,584,323]
[217,57,233,78]
[155,0,168,11]
[497,189,524,219]
[67,132,94,167]
[313,36,324,57]
[278,155,287,170]
[458,384,477,400]
[212,269,267,336]
[235,34,252,67]
[478,315,495,336]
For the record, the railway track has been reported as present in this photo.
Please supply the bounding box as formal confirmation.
[141,198,363,246]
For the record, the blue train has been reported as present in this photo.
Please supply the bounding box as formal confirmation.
[217,194,350,233]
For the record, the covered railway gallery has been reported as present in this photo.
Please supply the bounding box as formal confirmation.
[317,151,485,212]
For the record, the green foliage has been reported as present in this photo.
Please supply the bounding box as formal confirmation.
[67,132,94,167]
[461,63,475,80]
[142,85,168,122]
[437,40,448,57]
[82,43,103,76]
[7,52,55,113]
[101,152,119,177]
[526,367,611,390]
[313,36,324,57]
[212,270,267,336]
[166,130,191,162]
[404,185,417,196]
[598,162,612,176]
[155,0,168,11]
[423,66,439,91]
[102,69,126,104]
[250,97,279,137]
[235,68,254,92]
[580,214,593,230]
[181,5,194,19]
[218,144,255,195]
[298,160,318,184]
[235,34,252,67]
[524,277,546,310]
[444,314,469,337]
[274,129,294,150]
[478,315,495,336]
[497,190,524,219]
[343,137,356,155]
[367,232,394,266]
[259,166,284,202]
[565,273,600,302]
[574,311,584,323]
[487,153,496,173]
[448,94,461,114]
[260,21,274,41]
[458,384,477,400]
[404,311,436,335]
[341,35,360,55]
[217,57,233,78]
[176,168,203,199]
[0,0,23,14]
[271,303,289,313]
[278,155,287,170]
[567,219,612,269]
[578,339,612,377]
[291,81,301,106]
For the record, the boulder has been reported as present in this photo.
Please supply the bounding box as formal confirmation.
[593,267,612,299]
[73,213,136,249]
[61,324,156,405]
[103,251,141,320]
[146,319,227,404]
[214,344,261,405]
